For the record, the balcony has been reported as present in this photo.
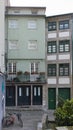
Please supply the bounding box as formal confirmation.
[7,71,46,83]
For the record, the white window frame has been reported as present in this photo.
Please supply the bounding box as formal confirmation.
[28,20,37,29]
[30,62,38,74]
[9,40,18,50]
[8,20,18,28]
[8,62,16,74]
[28,40,37,50]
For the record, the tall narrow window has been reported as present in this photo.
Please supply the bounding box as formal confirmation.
[26,87,29,96]
[31,62,38,74]
[8,62,16,74]
[38,87,40,96]
[34,87,36,96]
[19,88,22,96]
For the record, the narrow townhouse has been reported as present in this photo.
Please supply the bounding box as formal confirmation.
[46,13,73,109]
[5,6,46,108]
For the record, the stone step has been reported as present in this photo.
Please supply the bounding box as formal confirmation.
[2,109,43,130]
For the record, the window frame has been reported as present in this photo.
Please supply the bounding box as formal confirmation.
[59,40,70,53]
[47,64,56,76]
[30,62,38,74]
[59,63,69,76]
[8,20,18,29]
[28,20,37,29]
[47,41,57,53]
[8,40,18,50]
[48,21,56,31]
[59,20,69,30]
[8,62,16,74]
[28,40,37,50]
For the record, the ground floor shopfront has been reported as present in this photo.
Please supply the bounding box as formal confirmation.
[6,83,46,107]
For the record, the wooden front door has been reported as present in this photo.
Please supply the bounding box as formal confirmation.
[48,88,56,109]
[33,85,42,105]
[6,86,15,106]
[17,85,31,105]
[58,88,70,101]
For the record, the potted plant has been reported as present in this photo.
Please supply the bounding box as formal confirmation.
[24,71,30,75]
[17,71,23,75]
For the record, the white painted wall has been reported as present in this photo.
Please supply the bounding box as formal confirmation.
[0,0,5,73]
[48,32,57,38]
[58,54,70,60]
[0,1,5,129]
[47,55,57,61]
[59,31,69,37]
[59,77,70,84]
[47,78,56,84]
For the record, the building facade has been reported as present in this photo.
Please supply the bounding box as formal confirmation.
[5,7,46,108]
[46,13,73,109]
[5,6,73,110]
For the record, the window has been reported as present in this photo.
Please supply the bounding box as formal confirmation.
[59,20,69,30]
[8,20,18,28]
[28,40,37,50]
[8,62,16,74]
[31,62,38,74]
[59,63,69,76]
[47,64,56,76]
[59,40,70,52]
[47,41,57,53]
[9,40,18,50]
[28,20,37,29]
[48,22,56,31]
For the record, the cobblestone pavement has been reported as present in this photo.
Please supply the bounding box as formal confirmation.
[2,109,55,130]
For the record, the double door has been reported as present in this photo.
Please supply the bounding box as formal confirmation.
[18,85,42,105]
[18,86,31,105]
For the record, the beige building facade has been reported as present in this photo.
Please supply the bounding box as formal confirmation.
[46,13,73,109]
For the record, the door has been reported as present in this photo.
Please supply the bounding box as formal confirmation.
[58,88,70,101]
[33,85,42,105]
[48,88,56,109]
[17,85,31,105]
[6,86,15,106]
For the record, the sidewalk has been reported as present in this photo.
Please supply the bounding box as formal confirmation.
[2,108,55,130]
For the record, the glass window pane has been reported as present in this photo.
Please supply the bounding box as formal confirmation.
[38,87,40,96]
[34,87,36,96]
[47,64,56,76]
[19,88,22,96]
[59,64,69,76]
